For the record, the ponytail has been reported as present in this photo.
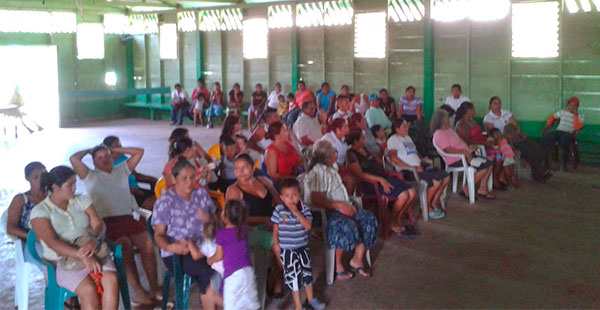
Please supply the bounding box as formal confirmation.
[41,166,75,192]
[168,137,193,159]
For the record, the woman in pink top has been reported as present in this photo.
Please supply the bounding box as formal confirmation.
[431,109,495,200]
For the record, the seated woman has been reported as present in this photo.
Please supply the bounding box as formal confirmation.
[7,162,46,240]
[346,130,418,236]
[103,135,157,210]
[387,119,450,220]
[219,114,243,144]
[265,121,302,182]
[398,86,423,122]
[304,140,378,280]
[152,159,221,309]
[483,96,517,133]
[228,83,244,116]
[30,166,119,309]
[224,154,283,296]
[70,145,159,306]
[318,118,350,166]
[455,102,506,189]
[365,95,392,131]
[349,113,381,158]
[164,137,210,189]
[431,109,495,200]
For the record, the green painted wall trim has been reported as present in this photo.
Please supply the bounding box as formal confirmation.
[291,28,299,93]
[423,0,435,120]
[197,30,205,81]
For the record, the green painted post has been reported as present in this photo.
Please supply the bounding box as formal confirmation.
[125,38,135,103]
[423,0,435,121]
[291,27,300,92]
[197,30,205,81]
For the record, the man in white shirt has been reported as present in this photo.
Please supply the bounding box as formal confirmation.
[171,83,190,125]
[443,84,470,112]
[293,100,323,149]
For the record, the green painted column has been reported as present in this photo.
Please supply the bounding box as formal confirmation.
[423,0,435,120]
[291,28,299,93]
[196,30,205,81]
[125,37,135,91]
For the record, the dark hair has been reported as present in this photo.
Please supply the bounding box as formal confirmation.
[287,92,295,100]
[102,135,119,148]
[298,81,305,87]
[220,115,241,142]
[235,134,248,143]
[439,104,455,117]
[302,100,314,110]
[174,83,182,88]
[255,83,263,88]
[392,118,409,133]
[327,118,346,133]
[24,161,46,179]
[221,136,236,147]
[321,82,330,89]
[169,127,189,143]
[274,82,281,88]
[91,144,110,159]
[405,85,416,93]
[233,83,241,88]
[277,177,300,193]
[223,199,248,240]
[451,84,462,92]
[489,96,501,109]
[172,157,194,178]
[40,166,75,192]
[370,124,382,137]
[169,137,193,159]
[197,78,205,85]
[234,153,254,167]
[340,84,349,91]
[346,129,364,146]
[488,128,502,139]
[266,121,284,140]
[454,101,474,123]
[348,113,363,131]
[379,88,388,94]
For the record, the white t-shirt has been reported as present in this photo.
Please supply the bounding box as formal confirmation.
[483,110,513,132]
[83,164,139,219]
[267,90,282,109]
[387,134,421,167]
[554,110,581,133]
[444,95,470,111]
[318,132,348,165]
[171,90,189,103]
[332,110,353,121]
[293,113,322,145]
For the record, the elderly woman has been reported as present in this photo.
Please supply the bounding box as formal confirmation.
[304,140,378,280]
[7,162,46,240]
[431,109,495,200]
[152,159,221,309]
[265,121,302,182]
[30,166,119,309]
[388,119,450,220]
[318,118,350,166]
[483,96,517,133]
[346,130,418,236]
[70,145,159,305]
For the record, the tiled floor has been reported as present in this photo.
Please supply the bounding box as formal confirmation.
[1,118,599,309]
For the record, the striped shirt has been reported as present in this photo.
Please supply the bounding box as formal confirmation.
[271,202,313,250]
[554,110,582,133]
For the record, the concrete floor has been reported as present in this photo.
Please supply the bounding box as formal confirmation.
[1,118,599,309]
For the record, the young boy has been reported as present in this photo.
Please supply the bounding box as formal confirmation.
[542,96,584,170]
[271,178,325,310]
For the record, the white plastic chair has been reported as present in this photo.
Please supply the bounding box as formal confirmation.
[382,155,431,221]
[433,143,477,204]
[1,209,36,310]
[312,207,371,285]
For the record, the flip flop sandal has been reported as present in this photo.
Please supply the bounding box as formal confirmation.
[477,193,496,200]
[335,270,355,281]
[349,265,371,278]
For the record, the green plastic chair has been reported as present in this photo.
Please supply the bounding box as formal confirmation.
[26,230,131,310]
[146,215,192,310]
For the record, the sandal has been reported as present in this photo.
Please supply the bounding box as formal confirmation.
[335,270,355,281]
[349,264,371,278]
[477,192,496,200]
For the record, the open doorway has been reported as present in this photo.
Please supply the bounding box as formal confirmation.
[0,45,59,137]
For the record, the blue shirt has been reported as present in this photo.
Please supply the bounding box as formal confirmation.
[316,89,336,113]
[271,202,312,249]
[113,154,138,189]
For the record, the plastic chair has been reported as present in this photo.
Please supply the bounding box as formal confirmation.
[382,155,431,221]
[433,142,477,204]
[207,143,221,161]
[312,208,371,286]
[154,177,167,198]
[146,215,192,310]
[26,230,131,310]
[1,210,39,310]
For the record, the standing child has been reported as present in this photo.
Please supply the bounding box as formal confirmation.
[212,200,260,310]
[193,93,208,127]
[271,178,326,310]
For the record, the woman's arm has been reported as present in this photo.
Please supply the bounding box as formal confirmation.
[153,224,189,255]
[69,149,91,179]
[84,205,105,237]
[348,161,386,186]
[112,147,144,172]
[31,218,80,259]
[310,192,355,216]
[207,245,223,265]
[388,150,416,170]
[265,149,283,181]
[416,104,423,120]
[6,195,27,239]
